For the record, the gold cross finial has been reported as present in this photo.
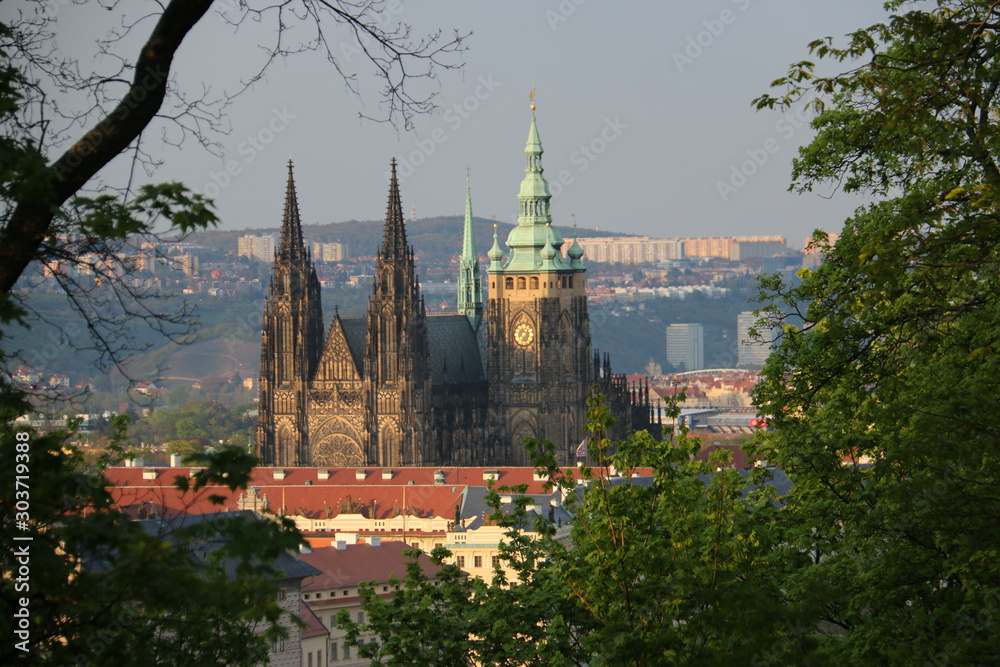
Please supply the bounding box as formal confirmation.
[466,166,470,182]
[529,88,536,112]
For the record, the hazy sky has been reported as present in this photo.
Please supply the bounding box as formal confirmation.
[51,1,892,249]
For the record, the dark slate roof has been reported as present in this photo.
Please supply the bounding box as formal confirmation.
[339,315,368,372]
[461,485,491,529]
[330,312,484,385]
[133,510,321,582]
[427,314,485,384]
[458,484,571,531]
[609,468,794,501]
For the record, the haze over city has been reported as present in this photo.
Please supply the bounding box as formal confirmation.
[54,0,891,248]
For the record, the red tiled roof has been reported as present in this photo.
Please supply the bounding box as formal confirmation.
[104,466,571,522]
[696,444,750,469]
[299,542,441,590]
[300,601,330,638]
[108,466,561,492]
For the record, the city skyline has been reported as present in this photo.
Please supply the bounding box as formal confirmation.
[48,1,892,249]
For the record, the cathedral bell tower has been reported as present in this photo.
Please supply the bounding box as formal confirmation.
[256,160,324,466]
[487,99,592,465]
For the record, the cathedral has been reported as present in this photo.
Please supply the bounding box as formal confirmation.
[256,109,655,468]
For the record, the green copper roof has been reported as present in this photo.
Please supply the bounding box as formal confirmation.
[461,177,477,260]
[494,110,574,274]
[567,228,585,270]
[488,226,504,270]
[517,113,552,211]
[457,176,482,324]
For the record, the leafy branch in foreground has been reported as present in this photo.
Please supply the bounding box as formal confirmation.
[0,379,306,666]
[751,1,1000,663]
[342,392,799,666]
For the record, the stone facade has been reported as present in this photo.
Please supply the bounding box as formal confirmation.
[257,112,654,468]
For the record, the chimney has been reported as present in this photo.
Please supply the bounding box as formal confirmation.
[434,469,445,485]
[381,469,394,480]
[317,469,331,480]
[370,536,381,548]
[169,453,182,468]
[355,469,367,481]
[273,469,286,480]
[532,469,549,482]
[299,542,312,555]
[335,540,346,551]
[132,457,144,468]
[482,469,499,482]
[142,468,157,481]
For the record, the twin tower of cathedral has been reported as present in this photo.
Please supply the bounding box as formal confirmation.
[256,109,653,468]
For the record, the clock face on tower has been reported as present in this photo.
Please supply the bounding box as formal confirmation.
[513,322,534,347]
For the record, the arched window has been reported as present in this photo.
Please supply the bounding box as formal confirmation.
[530,277,539,289]
[569,276,574,288]
[517,277,526,289]
[505,277,514,290]
[278,428,292,465]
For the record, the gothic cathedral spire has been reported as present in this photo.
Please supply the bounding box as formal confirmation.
[277,159,307,264]
[256,159,324,467]
[380,158,410,262]
[457,172,483,326]
[365,159,431,466]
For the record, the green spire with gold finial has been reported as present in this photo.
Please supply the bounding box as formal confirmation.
[498,91,572,274]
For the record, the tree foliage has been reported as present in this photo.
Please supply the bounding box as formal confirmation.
[133,400,256,451]
[337,475,591,666]
[0,392,306,666]
[544,396,799,666]
[340,393,799,666]
[751,1,1000,663]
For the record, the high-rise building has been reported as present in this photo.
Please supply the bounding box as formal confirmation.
[256,110,655,468]
[680,237,732,259]
[238,234,276,262]
[574,237,682,264]
[736,311,776,370]
[311,241,348,262]
[802,232,840,268]
[665,323,704,372]
[729,236,787,261]
[175,253,199,276]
